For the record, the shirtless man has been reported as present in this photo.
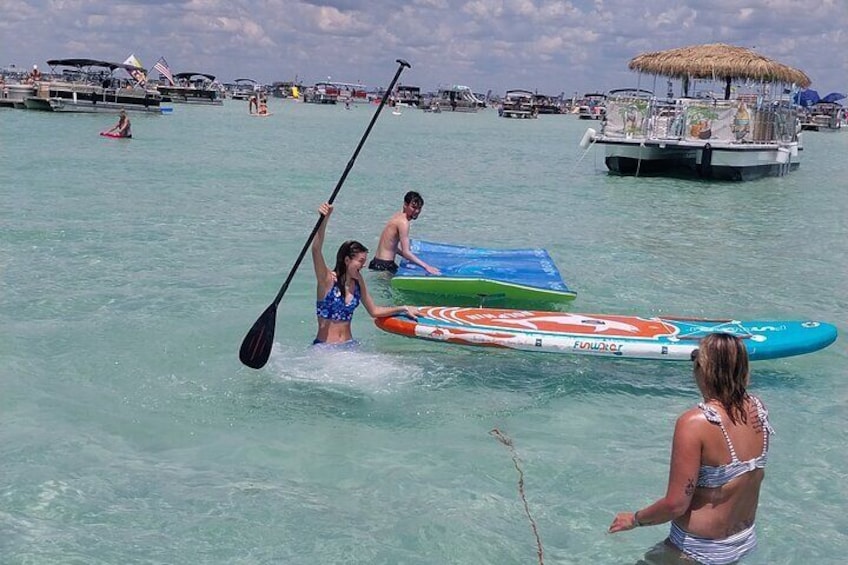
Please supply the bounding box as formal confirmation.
[368,191,440,275]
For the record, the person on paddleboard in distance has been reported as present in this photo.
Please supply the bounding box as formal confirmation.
[368,191,440,275]
[609,333,774,565]
[312,202,419,346]
[105,110,132,138]
[257,95,269,115]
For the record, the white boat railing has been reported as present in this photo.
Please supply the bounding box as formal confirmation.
[601,96,799,144]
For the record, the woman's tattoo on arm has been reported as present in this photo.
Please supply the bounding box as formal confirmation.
[684,477,696,497]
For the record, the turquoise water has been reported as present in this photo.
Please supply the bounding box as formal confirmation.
[1,99,846,564]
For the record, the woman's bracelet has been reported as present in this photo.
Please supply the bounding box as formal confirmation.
[633,510,644,527]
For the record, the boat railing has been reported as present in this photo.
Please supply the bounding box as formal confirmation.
[602,96,799,144]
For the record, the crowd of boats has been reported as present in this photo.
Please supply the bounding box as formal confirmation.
[0,57,606,115]
[2,50,844,183]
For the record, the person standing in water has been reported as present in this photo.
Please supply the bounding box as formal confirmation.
[311,202,419,346]
[609,333,774,565]
[368,191,440,275]
[257,95,269,115]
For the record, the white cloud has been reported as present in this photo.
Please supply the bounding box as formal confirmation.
[2,0,846,94]
[313,6,369,34]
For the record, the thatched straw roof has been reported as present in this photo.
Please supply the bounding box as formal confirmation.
[628,43,810,87]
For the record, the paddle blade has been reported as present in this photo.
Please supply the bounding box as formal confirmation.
[239,303,278,369]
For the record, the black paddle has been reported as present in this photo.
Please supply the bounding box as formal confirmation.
[239,59,412,369]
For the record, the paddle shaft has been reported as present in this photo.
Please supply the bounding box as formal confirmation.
[239,59,411,369]
[268,59,410,308]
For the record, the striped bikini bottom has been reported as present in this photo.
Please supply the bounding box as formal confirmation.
[666,521,757,565]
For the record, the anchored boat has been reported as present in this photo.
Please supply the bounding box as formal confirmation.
[24,58,163,113]
[580,43,811,181]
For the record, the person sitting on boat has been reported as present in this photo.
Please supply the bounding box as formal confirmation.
[368,191,440,275]
[312,202,419,346]
[28,64,42,83]
[105,110,132,138]
[609,333,774,565]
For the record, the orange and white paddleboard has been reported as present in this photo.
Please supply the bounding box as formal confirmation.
[374,306,837,361]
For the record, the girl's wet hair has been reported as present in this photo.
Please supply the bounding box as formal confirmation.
[693,333,750,424]
[333,240,368,292]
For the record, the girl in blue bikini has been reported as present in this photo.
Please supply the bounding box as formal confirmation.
[609,333,774,564]
[311,202,418,346]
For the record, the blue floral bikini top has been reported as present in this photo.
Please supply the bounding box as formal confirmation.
[697,395,774,488]
[316,280,361,322]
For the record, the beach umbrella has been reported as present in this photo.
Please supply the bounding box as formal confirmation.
[821,92,846,104]
[628,43,811,99]
[794,89,820,107]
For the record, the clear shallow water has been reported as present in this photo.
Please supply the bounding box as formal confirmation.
[1,99,846,564]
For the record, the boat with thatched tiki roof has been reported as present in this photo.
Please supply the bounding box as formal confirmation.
[579,43,811,181]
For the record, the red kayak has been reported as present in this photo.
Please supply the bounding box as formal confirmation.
[100,132,131,139]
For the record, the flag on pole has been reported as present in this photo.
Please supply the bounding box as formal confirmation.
[153,56,175,85]
[123,53,147,86]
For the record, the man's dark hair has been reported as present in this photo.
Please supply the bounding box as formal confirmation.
[404,191,423,207]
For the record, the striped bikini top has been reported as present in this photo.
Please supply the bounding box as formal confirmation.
[697,395,774,488]
[316,280,361,322]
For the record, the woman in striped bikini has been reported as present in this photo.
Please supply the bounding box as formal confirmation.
[311,202,418,346]
[609,333,774,564]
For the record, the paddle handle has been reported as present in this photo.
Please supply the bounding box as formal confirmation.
[268,60,411,309]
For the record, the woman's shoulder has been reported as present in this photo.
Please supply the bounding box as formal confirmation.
[318,270,336,289]
[675,405,710,429]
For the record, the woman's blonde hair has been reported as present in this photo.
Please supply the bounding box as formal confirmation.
[692,333,750,424]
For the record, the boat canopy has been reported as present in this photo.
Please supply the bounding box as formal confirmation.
[46,58,146,73]
[174,72,216,81]
[316,81,367,88]
[608,88,653,98]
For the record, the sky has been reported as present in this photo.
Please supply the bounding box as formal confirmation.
[2,0,846,98]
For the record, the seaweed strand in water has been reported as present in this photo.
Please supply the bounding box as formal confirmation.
[490,428,544,565]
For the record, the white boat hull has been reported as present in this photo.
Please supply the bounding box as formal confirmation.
[25,84,163,113]
[44,97,162,113]
[597,138,800,180]
[584,94,803,181]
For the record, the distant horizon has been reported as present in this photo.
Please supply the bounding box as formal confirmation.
[8,60,839,103]
[3,1,845,97]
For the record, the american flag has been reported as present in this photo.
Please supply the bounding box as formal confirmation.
[154,56,175,86]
